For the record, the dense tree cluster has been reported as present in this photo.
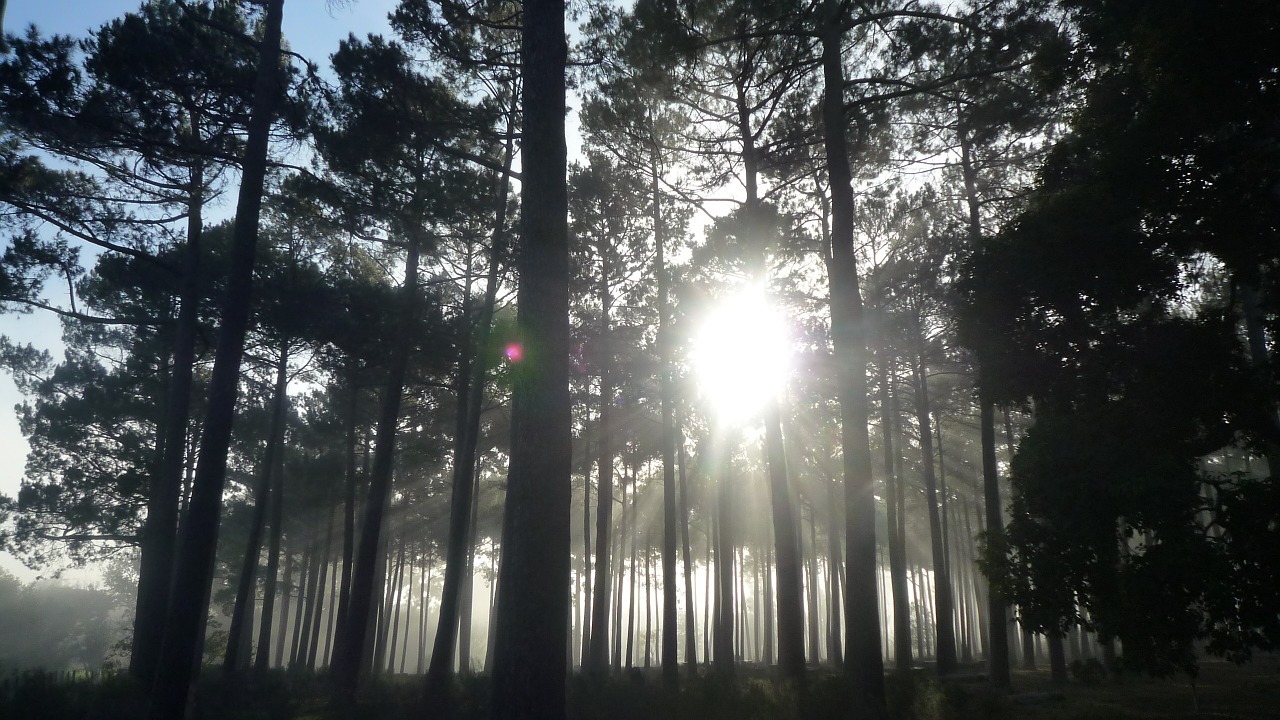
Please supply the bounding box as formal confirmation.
[0,0,1275,718]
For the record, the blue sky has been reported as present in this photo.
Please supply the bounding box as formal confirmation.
[0,0,400,581]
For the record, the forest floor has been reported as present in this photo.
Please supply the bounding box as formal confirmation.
[999,657,1280,720]
[3,656,1277,720]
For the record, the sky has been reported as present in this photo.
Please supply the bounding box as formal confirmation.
[0,0,400,581]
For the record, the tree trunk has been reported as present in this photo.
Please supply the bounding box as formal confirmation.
[307,506,335,669]
[330,231,422,699]
[274,550,294,669]
[131,158,204,685]
[386,541,406,673]
[806,505,822,664]
[289,543,313,667]
[1048,634,1068,683]
[225,340,290,674]
[626,480,637,669]
[295,533,324,668]
[714,450,736,676]
[255,432,286,672]
[827,469,844,669]
[581,442,593,665]
[980,400,1011,686]
[654,142,680,689]
[678,437,698,671]
[458,467,481,674]
[588,242,617,676]
[612,480,627,671]
[820,1,885,708]
[912,352,958,675]
[148,3,285,713]
[426,122,512,701]
[880,361,912,673]
[333,376,360,652]
[487,0,572,713]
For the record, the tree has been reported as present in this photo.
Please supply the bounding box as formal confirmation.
[149,2,287,716]
[487,0,571,716]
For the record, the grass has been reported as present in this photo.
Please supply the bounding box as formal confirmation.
[1,656,1276,720]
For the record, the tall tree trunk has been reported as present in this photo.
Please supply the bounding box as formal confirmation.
[980,400,1011,686]
[911,351,958,675]
[612,479,627,671]
[581,441,593,665]
[644,536,653,668]
[588,240,617,676]
[426,123,512,700]
[458,467,481,674]
[225,340,290,673]
[295,533,325,668]
[386,541,406,673]
[307,506,336,669]
[290,543,313,667]
[880,362,912,673]
[654,141,680,690]
[827,470,844,669]
[733,72,806,684]
[148,4,285,714]
[487,0,572,713]
[763,543,774,665]
[400,553,414,674]
[704,520,712,664]
[274,550,294,669]
[678,437,698,671]
[330,231,422,699]
[255,445,286,672]
[714,450,736,676]
[131,157,204,685]
[806,505,822,664]
[333,377,360,651]
[821,1,884,708]
[626,481,637,669]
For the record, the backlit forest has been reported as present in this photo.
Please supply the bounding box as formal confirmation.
[1,1,1277,719]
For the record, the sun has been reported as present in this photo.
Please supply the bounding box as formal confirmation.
[691,285,791,424]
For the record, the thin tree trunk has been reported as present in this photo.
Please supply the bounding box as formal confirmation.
[714,450,735,676]
[307,506,335,669]
[654,141,680,689]
[386,541,406,673]
[425,123,512,700]
[226,341,290,673]
[806,505,822,664]
[275,550,294,669]
[255,437,287,672]
[581,441,593,665]
[827,470,844,669]
[330,229,422,699]
[678,438,698,671]
[148,5,285,714]
[912,351,958,675]
[131,157,204,685]
[290,543,313,667]
[880,363,912,673]
[295,534,324,668]
[764,542,775,665]
[980,400,1010,686]
[457,466,481,674]
[333,377,360,651]
[626,479,637,669]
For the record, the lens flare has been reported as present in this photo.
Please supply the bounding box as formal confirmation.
[504,343,523,363]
